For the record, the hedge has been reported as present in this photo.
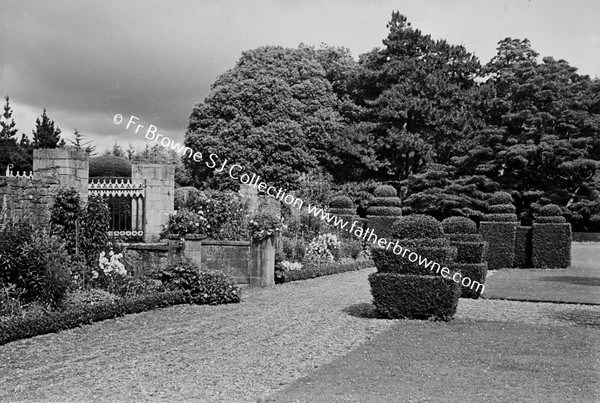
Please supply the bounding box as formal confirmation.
[450,241,487,264]
[280,259,373,283]
[374,185,397,197]
[368,273,460,321]
[447,233,484,243]
[369,197,402,207]
[489,192,513,205]
[391,214,443,239]
[535,216,566,223]
[482,213,519,223]
[441,216,477,234]
[330,195,354,209]
[479,222,517,269]
[513,226,533,268]
[488,204,517,214]
[0,291,189,346]
[539,204,562,216]
[532,223,572,268]
[366,216,397,240]
[366,206,403,216]
[450,263,487,299]
[371,246,456,276]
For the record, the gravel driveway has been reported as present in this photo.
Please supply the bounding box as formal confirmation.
[1,267,599,402]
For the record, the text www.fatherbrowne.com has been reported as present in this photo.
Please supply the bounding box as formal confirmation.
[114,114,484,293]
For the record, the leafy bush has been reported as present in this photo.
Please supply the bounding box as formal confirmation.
[306,233,340,263]
[249,211,282,242]
[329,196,354,209]
[338,239,363,260]
[366,216,396,240]
[174,186,202,210]
[280,236,307,262]
[441,216,477,234]
[89,155,131,177]
[279,259,373,283]
[0,291,188,346]
[488,204,517,214]
[154,258,241,305]
[479,222,517,269]
[61,289,120,310]
[531,223,571,268]
[369,197,402,207]
[284,210,330,241]
[447,233,484,242]
[371,246,456,276]
[539,204,563,217]
[482,213,519,222]
[535,216,567,223]
[374,185,397,197]
[368,273,460,320]
[449,263,487,299]
[80,197,110,266]
[489,192,513,205]
[166,209,204,237]
[451,241,487,264]
[391,214,443,240]
[514,226,533,268]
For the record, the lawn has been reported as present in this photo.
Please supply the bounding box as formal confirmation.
[265,319,600,403]
[482,242,600,305]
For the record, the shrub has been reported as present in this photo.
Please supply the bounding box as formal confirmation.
[61,289,120,310]
[80,197,110,266]
[369,197,402,207]
[0,291,188,346]
[306,233,340,263]
[489,192,513,205]
[280,236,307,262]
[531,223,571,268]
[366,206,403,216]
[539,204,563,217]
[174,186,202,210]
[441,216,477,234]
[391,215,443,240]
[447,233,484,242]
[374,185,397,197]
[338,239,363,260]
[368,273,460,320]
[366,217,395,241]
[280,260,373,283]
[89,155,131,177]
[166,209,205,237]
[488,204,517,214]
[153,258,241,305]
[451,241,487,264]
[514,226,533,268]
[479,222,517,270]
[482,213,519,222]
[249,211,282,242]
[329,196,354,209]
[371,246,456,276]
[449,263,487,299]
[535,216,567,223]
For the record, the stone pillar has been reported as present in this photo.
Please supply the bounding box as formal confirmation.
[132,163,175,242]
[33,148,89,202]
[249,238,275,287]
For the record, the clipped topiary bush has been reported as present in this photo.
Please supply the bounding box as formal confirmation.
[488,204,517,214]
[369,214,460,320]
[391,214,443,240]
[531,204,571,268]
[329,195,354,210]
[366,185,402,240]
[442,216,477,234]
[480,194,518,270]
[450,263,487,299]
[514,226,533,268]
[89,155,132,177]
[373,185,397,197]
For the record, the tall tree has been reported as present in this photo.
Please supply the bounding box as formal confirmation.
[68,129,96,154]
[0,96,18,141]
[32,109,62,149]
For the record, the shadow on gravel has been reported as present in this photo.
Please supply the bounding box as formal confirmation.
[343,303,387,319]
[538,276,600,286]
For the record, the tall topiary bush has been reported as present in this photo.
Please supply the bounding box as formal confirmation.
[369,214,460,321]
[532,204,571,268]
[366,185,402,241]
[442,216,488,299]
[479,192,518,269]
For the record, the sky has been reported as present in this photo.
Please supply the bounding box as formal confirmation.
[2,0,599,153]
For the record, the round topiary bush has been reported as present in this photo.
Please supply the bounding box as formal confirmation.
[374,185,397,198]
[330,195,354,209]
[488,204,517,214]
[369,197,402,207]
[535,216,567,223]
[539,204,562,217]
[441,216,477,234]
[89,155,132,177]
[367,206,403,216]
[391,214,443,240]
[488,191,513,206]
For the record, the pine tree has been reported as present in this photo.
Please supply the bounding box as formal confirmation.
[68,129,96,154]
[0,96,18,141]
[32,109,62,149]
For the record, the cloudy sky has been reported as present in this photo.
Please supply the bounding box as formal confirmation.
[2,0,599,153]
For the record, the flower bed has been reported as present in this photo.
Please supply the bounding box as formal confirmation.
[278,259,373,283]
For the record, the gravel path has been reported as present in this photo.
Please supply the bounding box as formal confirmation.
[1,268,599,402]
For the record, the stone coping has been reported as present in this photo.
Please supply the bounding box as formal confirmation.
[165,234,251,246]
[119,242,170,251]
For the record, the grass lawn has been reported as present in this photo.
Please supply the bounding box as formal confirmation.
[482,242,600,305]
[265,319,600,403]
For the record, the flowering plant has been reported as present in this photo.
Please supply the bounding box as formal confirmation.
[94,250,127,278]
[306,233,340,263]
[248,212,282,242]
[281,261,303,271]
